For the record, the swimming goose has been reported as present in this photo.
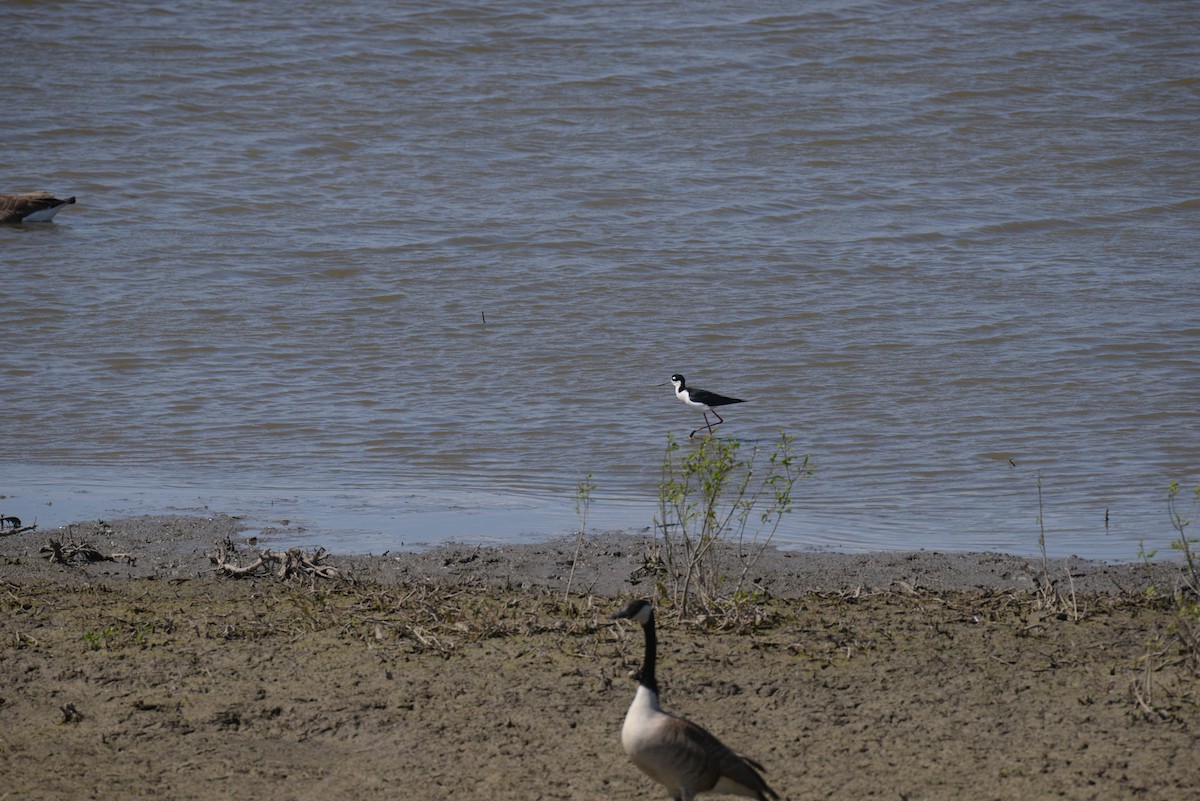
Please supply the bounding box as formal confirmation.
[667,374,745,438]
[610,599,779,801]
[0,192,76,224]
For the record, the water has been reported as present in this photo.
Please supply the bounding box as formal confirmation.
[3,1,1199,560]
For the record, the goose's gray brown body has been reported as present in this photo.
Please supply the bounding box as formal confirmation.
[0,192,76,223]
[611,600,778,801]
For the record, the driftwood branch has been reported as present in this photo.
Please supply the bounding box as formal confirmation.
[210,536,339,581]
[0,516,36,536]
[40,539,134,566]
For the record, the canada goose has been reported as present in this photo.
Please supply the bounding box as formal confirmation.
[0,192,76,224]
[667,375,745,438]
[610,599,778,801]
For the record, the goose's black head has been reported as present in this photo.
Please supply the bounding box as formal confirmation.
[610,598,654,625]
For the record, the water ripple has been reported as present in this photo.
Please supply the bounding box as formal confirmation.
[2,0,1198,559]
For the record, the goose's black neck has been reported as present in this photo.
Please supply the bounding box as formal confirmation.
[637,612,659,694]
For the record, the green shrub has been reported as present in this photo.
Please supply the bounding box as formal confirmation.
[653,432,810,617]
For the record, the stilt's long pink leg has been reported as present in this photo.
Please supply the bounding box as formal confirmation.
[689,410,725,438]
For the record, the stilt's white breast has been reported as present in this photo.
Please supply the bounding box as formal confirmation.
[675,386,708,412]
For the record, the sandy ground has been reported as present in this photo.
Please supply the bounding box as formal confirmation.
[1,515,1197,800]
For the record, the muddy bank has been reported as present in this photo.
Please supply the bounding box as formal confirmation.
[1,515,1197,800]
[0,514,1189,596]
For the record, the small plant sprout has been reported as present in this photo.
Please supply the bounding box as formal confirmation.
[1131,482,1200,720]
[1033,472,1080,621]
[1166,481,1200,598]
[563,473,597,599]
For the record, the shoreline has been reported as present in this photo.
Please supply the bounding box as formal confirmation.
[0,513,1190,596]
[4,464,1179,563]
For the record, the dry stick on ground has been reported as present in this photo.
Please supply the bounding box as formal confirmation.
[1131,650,1171,721]
[210,536,340,581]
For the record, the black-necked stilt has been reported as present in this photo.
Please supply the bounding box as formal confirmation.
[611,599,779,801]
[0,192,76,224]
[668,374,745,438]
